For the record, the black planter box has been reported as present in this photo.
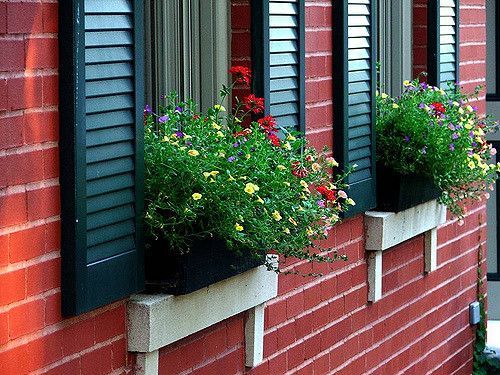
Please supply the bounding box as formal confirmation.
[145,238,264,295]
[376,164,441,213]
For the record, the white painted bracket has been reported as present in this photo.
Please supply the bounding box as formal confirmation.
[365,200,446,302]
[127,255,278,374]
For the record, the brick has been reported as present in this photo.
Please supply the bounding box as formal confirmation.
[0,344,31,375]
[286,291,304,318]
[9,225,45,262]
[231,3,250,28]
[287,342,305,370]
[0,78,7,111]
[26,331,64,371]
[266,299,286,327]
[45,292,62,326]
[0,192,27,229]
[95,306,125,343]
[81,344,114,375]
[24,110,59,144]
[7,2,43,34]
[26,38,58,70]
[0,312,8,345]
[203,326,227,358]
[7,76,43,110]
[45,359,81,375]
[0,3,6,33]
[0,40,24,72]
[0,235,8,266]
[0,151,45,188]
[45,220,61,252]
[111,338,127,370]
[62,318,95,356]
[43,147,60,179]
[42,3,58,33]
[9,298,45,339]
[27,185,61,221]
[42,74,59,106]
[226,315,244,347]
[0,115,24,149]
[26,257,60,296]
[0,268,26,305]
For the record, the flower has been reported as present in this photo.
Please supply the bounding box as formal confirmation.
[392,103,399,109]
[235,223,244,231]
[291,161,308,177]
[268,134,281,147]
[212,122,221,130]
[326,157,339,167]
[188,150,199,156]
[404,135,410,142]
[431,102,446,116]
[217,131,224,137]
[244,183,259,195]
[144,104,152,114]
[338,190,348,199]
[159,115,169,123]
[228,156,237,163]
[242,94,265,114]
[311,163,321,172]
[449,143,455,152]
[257,116,277,133]
[288,217,298,226]
[317,185,336,201]
[272,211,282,221]
[346,198,356,206]
[381,93,389,99]
[175,106,183,113]
[283,227,291,234]
[277,165,287,171]
[229,66,252,85]
[283,142,292,151]
[192,193,202,200]
[214,104,226,112]
[175,131,185,138]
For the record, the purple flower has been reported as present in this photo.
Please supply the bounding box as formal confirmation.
[228,156,237,163]
[449,143,455,151]
[468,150,474,156]
[472,106,478,112]
[419,103,426,109]
[404,135,410,142]
[472,142,478,147]
[448,123,455,131]
[421,146,427,155]
[421,82,428,90]
[158,115,169,123]
[233,142,240,148]
[469,131,474,138]
[175,106,183,113]
[237,151,244,156]
[452,133,459,140]
[317,200,326,208]
[186,141,192,146]
[144,104,152,114]
[175,131,184,138]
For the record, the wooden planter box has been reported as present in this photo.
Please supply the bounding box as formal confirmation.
[145,238,264,295]
[376,164,441,212]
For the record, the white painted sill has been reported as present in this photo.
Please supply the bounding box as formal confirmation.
[364,200,447,302]
[127,255,278,374]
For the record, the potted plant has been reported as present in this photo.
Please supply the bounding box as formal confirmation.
[143,66,355,294]
[376,78,499,219]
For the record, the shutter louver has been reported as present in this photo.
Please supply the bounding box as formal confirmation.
[428,0,460,87]
[332,0,377,216]
[252,0,305,132]
[60,0,144,316]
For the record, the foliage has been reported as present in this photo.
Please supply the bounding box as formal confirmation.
[376,78,499,220]
[143,67,355,268]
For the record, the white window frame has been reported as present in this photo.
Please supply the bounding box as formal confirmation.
[378,0,413,95]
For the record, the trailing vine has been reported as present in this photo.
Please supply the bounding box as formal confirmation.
[473,214,500,375]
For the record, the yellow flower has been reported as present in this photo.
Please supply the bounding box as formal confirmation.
[162,136,169,142]
[403,80,411,87]
[203,172,211,178]
[210,171,219,177]
[234,117,242,123]
[272,211,282,221]
[244,183,259,195]
[346,198,356,206]
[212,122,221,130]
[192,193,202,200]
[465,123,473,130]
[311,163,321,172]
[256,196,265,204]
[277,165,287,171]
[468,161,476,169]
[287,134,297,141]
[217,131,224,137]
[458,107,464,114]
[283,182,291,187]
[376,90,380,97]
[214,104,226,112]
[283,142,292,151]
[381,93,389,99]
[326,157,339,167]
[246,154,251,159]
[188,150,199,156]
[288,217,298,226]
[179,146,187,151]
[300,180,308,189]
[283,228,291,234]
[218,150,226,158]
[466,105,474,112]
[392,103,399,109]
[235,223,244,232]
[453,101,459,107]
[184,134,192,139]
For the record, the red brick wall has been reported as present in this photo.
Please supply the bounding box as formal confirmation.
[0,2,133,374]
[0,0,487,374]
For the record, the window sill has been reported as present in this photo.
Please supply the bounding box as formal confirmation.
[127,255,278,374]
[364,200,447,302]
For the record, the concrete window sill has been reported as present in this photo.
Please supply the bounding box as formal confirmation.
[127,255,278,375]
[364,200,446,302]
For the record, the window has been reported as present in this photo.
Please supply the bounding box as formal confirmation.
[377,0,413,95]
[144,0,230,111]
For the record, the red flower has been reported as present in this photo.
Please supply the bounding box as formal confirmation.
[229,66,252,86]
[431,102,446,116]
[316,185,337,202]
[234,128,252,137]
[291,161,308,178]
[257,116,277,133]
[243,94,265,114]
[268,133,281,147]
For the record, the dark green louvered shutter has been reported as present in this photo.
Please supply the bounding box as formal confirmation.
[332,0,377,216]
[59,0,144,316]
[252,0,306,132]
[428,0,460,86]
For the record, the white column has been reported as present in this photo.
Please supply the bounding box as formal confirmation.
[245,303,265,367]
[136,350,159,375]
[367,251,383,302]
[424,228,438,273]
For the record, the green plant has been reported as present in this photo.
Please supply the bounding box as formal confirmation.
[143,66,355,268]
[376,78,499,220]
